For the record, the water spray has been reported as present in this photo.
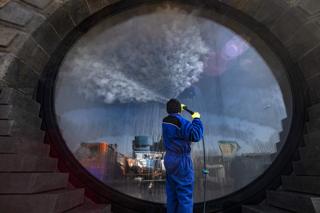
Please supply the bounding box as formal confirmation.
[182,105,208,213]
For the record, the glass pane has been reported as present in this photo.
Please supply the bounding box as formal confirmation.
[55,4,292,203]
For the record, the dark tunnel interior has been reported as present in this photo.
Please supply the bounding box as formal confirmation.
[1,0,317,212]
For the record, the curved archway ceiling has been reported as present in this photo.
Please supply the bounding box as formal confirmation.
[54,3,292,203]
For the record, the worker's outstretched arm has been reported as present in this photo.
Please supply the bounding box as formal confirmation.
[180,115,204,142]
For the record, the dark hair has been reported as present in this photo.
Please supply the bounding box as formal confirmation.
[166,98,181,114]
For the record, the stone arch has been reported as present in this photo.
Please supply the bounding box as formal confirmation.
[0,0,320,212]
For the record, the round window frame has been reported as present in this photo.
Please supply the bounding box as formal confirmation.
[37,1,306,212]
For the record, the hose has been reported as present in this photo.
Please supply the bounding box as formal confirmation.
[183,106,208,213]
[202,136,208,213]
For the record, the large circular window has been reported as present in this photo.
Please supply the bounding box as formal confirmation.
[54,3,292,204]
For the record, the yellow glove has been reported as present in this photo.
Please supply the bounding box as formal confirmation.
[192,112,201,119]
[181,104,186,112]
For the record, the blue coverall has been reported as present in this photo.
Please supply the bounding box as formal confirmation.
[162,113,204,213]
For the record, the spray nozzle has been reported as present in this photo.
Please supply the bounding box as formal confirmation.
[182,105,194,115]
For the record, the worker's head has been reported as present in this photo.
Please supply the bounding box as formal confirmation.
[166,98,181,114]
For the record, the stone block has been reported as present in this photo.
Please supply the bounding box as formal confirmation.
[299,145,317,161]
[0,53,14,78]
[0,154,57,172]
[86,0,120,14]
[0,116,43,140]
[271,7,308,44]
[267,190,320,213]
[285,21,320,61]
[299,0,320,15]
[0,139,50,155]
[221,0,264,17]
[42,0,63,17]
[294,158,320,174]
[4,56,39,91]
[63,0,90,25]
[0,172,68,193]
[68,203,109,213]
[242,204,291,213]
[10,34,49,74]
[0,120,13,135]
[6,118,44,143]
[0,87,40,114]
[309,103,320,119]
[307,119,320,133]
[254,0,289,28]
[0,1,33,26]
[282,176,320,195]
[48,6,75,39]
[299,45,320,80]
[307,75,320,104]
[22,0,52,9]
[0,189,84,213]
[283,0,301,8]
[0,103,42,131]
[304,130,320,147]
[32,21,61,55]
[25,13,46,34]
[0,0,10,8]
[0,26,18,48]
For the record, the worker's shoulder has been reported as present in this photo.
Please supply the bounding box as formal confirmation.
[162,115,182,128]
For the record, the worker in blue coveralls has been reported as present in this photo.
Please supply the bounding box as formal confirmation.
[162,98,204,213]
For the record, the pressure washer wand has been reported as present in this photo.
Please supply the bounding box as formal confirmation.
[183,107,194,115]
[183,106,208,213]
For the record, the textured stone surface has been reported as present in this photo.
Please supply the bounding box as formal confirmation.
[10,34,49,74]
[242,204,291,213]
[31,21,61,55]
[305,130,320,146]
[282,176,320,195]
[0,189,84,213]
[267,190,320,213]
[0,88,43,141]
[22,0,52,9]
[285,21,320,60]
[0,103,42,133]
[42,0,63,17]
[0,53,14,79]
[0,88,40,115]
[0,120,13,136]
[222,0,264,17]
[0,26,18,48]
[0,172,68,193]
[298,145,320,160]
[294,159,320,175]
[307,119,320,132]
[48,6,75,39]
[299,45,320,80]
[64,0,90,25]
[309,103,320,119]
[0,0,10,8]
[86,0,120,13]
[308,75,320,104]
[68,203,110,213]
[0,154,57,171]
[7,117,44,143]
[25,13,46,33]
[270,7,308,44]
[0,139,50,156]
[299,0,320,15]
[254,0,289,27]
[0,1,33,26]
[5,57,39,91]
